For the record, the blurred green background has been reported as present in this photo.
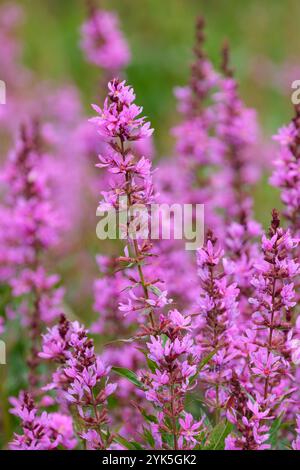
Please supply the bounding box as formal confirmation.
[10,0,300,220]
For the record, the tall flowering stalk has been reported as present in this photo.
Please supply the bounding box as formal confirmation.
[270,105,300,235]
[172,17,221,232]
[39,314,116,449]
[216,43,258,225]
[141,309,205,450]
[151,17,221,316]
[225,373,272,450]
[196,231,240,420]
[90,80,195,441]
[214,44,261,320]
[245,211,299,417]
[1,122,62,390]
[224,208,299,449]
[92,254,146,440]
[79,1,139,344]
[270,106,300,429]
[90,78,167,330]
[80,2,130,73]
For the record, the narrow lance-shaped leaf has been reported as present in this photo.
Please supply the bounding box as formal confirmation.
[112,366,144,390]
[203,420,233,450]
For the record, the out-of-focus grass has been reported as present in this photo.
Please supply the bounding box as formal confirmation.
[11,0,300,222]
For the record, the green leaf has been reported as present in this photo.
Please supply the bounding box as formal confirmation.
[143,427,155,448]
[146,357,157,373]
[130,441,144,450]
[198,349,218,371]
[140,409,158,424]
[112,366,144,390]
[104,337,136,346]
[135,347,158,373]
[140,307,153,316]
[148,285,163,297]
[268,413,284,449]
[161,334,169,347]
[204,420,233,450]
[189,349,218,385]
[114,434,143,450]
[120,283,139,293]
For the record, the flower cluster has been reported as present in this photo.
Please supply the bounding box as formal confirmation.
[171,17,222,232]
[215,44,258,224]
[196,231,239,415]
[91,78,169,333]
[80,6,130,72]
[225,374,272,450]
[9,392,76,450]
[1,122,63,389]
[270,105,300,236]
[213,45,262,319]
[246,210,299,412]
[141,310,205,450]
[92,254,146,440]
[39,314,116,449]
[1,122,60,273]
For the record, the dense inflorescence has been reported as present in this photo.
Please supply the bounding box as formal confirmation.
[39,314,116,449]
[1,121,63,390]
[80,4,130,72]
[9,392,76,450]
[196,231,240,417]
[271,105,300,236]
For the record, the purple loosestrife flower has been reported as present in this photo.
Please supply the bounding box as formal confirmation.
[264,131,300,414]
[140,310,205,450]
[91,79,170,331]
[225,374,272,450]
[196,231,240,418]
[92,255,147,440]
[80,5,130,72]
[247,210,299,414]
[39,315,116,450]
[270,106,300,235]
[215,43,258,224]
[150,17,221,315]
[1,122,63,390]
[213,44,261,321]
[91,255,132,334]
[1,123,60,266]
[9,392,76,450]
[172,17,222,233]
[91,80,153,142]
[174,17,219,117]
